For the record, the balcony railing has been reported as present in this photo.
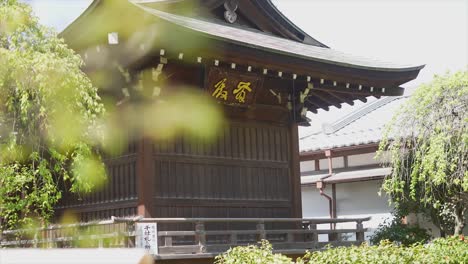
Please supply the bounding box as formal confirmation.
[1,217,370,259]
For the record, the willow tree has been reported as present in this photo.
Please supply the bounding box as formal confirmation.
[0,1,106,230]
[378,70,468,235]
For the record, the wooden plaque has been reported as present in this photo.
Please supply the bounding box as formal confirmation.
[206,67,263,106]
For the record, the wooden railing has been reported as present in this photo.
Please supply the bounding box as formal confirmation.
[1,217,370,259]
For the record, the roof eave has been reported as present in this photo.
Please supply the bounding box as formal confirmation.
[263,0,329,48]
[59,0,101,39]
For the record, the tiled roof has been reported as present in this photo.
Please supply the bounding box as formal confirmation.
[301,167,391,185]
[300,95,410,152]
[133,4,423,72]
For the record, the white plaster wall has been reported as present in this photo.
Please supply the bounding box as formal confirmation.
[318,157,345,171]
[302,185,330,218]
[302,180,393,241]
[300,160,315,172]
[406,213,440,238]
[332,157,345,169]
[301,184,334,242]
[335,180,392,240]
[408,212,468,237]
[318,159,328,170]
[348,153,379,167]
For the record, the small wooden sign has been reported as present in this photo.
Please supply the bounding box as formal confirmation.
[206,67,262,106]
[136,223,158,255]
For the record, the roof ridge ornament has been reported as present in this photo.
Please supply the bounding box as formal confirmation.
[224,0,238,24]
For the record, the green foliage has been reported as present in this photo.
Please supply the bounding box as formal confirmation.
[377,70,468,234]
[0,0,105,230]
[215,238,468,264]
[301,236,468,264]
[370,216,431,246]
[215,240,294,264]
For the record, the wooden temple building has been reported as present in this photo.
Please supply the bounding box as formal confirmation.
[57,0,423,224]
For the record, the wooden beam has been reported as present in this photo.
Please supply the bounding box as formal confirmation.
[300,143,379,161]
[326,91,355,106]
[306,98,329,111]
[310,90,342,109]
[350,94,367,103]
[309,82,403,96]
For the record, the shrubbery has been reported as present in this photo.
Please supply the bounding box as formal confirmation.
[215,240,294,264]
[369,217,431,246]
[216,237,468,264]
[303,236,467,264]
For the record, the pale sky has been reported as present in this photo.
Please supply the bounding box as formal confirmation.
[24,0,467,135]
[273,0,467,88]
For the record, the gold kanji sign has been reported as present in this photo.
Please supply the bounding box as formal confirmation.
[206,67,262,106]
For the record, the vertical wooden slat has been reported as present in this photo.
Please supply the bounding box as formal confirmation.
[120,164,125,200]
[274,129,281,161]
[123,162,129,200]
[231,125,238,159]
[258,168,265,200]
[185,163,192,199]
[238,126,245,159]
[251,127,258,160]
[175,135,183,155]
[244,126,252,160]
[159,161,167,198]
[213,166,219,199]
[200,164,205,199]
[245,167,252,200]
[227,165,234,199]
[257,126,263,160]
[269,128,275,161]
[280,127,288,162]
[219,128,225,158]
[131,161,137,198]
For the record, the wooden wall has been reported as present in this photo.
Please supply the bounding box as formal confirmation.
[56,141,139,222]
[55,60,303,221]
[55,119,300,221]
[151,120,293,218]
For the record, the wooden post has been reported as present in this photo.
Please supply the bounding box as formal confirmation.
[309,223,318,242]
[33,232,38,248]
[332,183,337,229]
[230,233,237,245]
[356,221,365,244]
[164,236,173,247]
[328,233,338,242]
[256,221,266,241]
[126,222,135,248]
[195,221,206,253]
[289,123,303,218]
[136,137,154,217]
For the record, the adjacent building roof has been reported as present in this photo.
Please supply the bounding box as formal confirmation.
[301,167,391,185]
[300,95,410,152]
